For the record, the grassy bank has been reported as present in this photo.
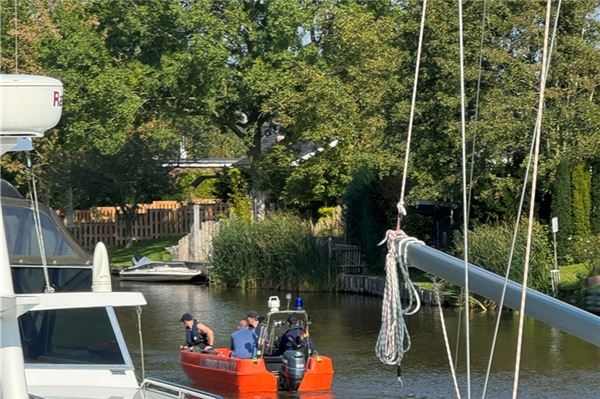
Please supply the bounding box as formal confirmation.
[108,236,182,268]
[558,263,588,290]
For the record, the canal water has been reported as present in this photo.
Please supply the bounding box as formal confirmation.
[114,280,600,399]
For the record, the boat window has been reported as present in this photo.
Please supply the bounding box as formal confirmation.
[12,267,92,294]
[2,206,76,258]
[19,308,125,365]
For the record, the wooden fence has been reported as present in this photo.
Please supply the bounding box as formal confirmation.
[67,201,227,250]
[326,238,369,274]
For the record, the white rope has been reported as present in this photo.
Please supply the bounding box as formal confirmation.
[512,1,553,397]
[457,0,471,397]
[26,154,54,293]
[460,0,488,369]
[481,1,561,397]
[137,306,146,381]
[375,231,422,385]
[434,280,462,399]
[466,0,487,219]
[397,0,427,223]
[14,0,18,72]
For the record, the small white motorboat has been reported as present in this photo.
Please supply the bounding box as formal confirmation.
[119,255,204,282]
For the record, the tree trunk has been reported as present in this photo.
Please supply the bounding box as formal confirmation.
[119,204,138,249]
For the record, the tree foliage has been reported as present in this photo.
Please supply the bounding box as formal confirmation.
[572,163,592,237]
[551,161,573,262]
[1,0,600,256]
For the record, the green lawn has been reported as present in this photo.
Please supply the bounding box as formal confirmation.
[558,263,588,290]
[108,236,183,268]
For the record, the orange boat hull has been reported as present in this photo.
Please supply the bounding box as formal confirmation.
[180,348,334,395]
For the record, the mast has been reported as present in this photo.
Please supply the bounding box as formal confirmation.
[403,240,600,348]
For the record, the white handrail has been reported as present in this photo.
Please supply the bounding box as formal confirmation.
[140,377,222,399]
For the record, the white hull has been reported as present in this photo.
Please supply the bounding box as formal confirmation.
[120,271,203,282]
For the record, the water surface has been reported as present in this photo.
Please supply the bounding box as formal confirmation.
[114,280,600,399]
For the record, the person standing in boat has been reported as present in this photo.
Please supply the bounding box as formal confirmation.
[179,313,215,353]
[230,320,257,359]
[246,310,265,344]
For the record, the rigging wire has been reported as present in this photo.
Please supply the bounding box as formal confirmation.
[375,0,427,383]
[26,153,54,293]
[466,0,487,220]
[136,306,147,381]
[481,1,561,397]
[457,0,488,369]
[512,1,553,398]
[457,0,471,397]
[397,0,427,226]
[14,0,18,72]
[434,279,462,399]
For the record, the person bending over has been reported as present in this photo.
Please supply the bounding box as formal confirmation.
[277,315,305,355]
[179,313,215,353]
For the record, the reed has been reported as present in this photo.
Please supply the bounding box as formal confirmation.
[210,212,337,291]
[454,219,553,294]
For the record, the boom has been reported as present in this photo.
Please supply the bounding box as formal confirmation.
[404,241,600,347]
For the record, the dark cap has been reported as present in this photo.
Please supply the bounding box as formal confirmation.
[180,313,193,322]
[287,315,297,324]
[246,310,259,319]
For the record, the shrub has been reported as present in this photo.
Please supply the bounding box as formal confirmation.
[210,212,336,291]
[572,163,592,237]
[569,235,600,277]
[454,219,553,294]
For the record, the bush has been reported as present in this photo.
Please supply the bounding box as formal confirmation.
[569,235,600,277]
[454,219,553,294]
[210,212,336,291]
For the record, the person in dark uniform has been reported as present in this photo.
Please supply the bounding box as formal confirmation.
[179,313,215,353]
[277,315,305,355]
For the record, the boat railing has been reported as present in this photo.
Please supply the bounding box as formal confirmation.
[140,377,222,399]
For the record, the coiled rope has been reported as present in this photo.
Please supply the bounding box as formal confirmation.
[375,231,422,385]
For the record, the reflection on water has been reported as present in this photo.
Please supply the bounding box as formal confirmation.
[114,280,600,399]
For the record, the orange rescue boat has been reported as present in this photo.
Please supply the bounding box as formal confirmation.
[180,299,334,395]
[180,348,333,394]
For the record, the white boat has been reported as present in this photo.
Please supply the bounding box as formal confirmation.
[0,74,221,399]
[119,256,204,282]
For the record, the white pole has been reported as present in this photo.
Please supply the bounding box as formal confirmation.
[551,217,559,296]
[0,207,30,398]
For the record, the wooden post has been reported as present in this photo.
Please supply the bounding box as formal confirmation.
[191,204,200,261]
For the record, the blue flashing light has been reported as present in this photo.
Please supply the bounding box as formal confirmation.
[295,297,303,309]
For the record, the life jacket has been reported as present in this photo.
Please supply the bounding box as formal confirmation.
[191,320,209,346]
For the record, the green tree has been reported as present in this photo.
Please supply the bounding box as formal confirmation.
[454,219,554,294]
[552,161,573,262]
[572,163,592,237]
[591,160,600,234]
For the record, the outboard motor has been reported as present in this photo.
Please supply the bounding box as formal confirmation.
[280,350,305,391]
